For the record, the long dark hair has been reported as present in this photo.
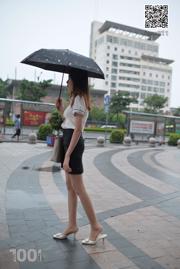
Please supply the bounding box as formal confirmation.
[69,69,91,111]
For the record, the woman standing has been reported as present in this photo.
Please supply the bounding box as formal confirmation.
[53,70,107,245]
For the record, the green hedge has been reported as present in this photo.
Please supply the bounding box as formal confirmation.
[110,129,125,144]
[84,127,114,132]
[168,133,180,146]
[37,124,53,140]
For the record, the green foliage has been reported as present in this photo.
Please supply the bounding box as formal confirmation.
[168,133,180,146]
[5,117,14,126]
[109,113,126,128]
[37,124,53,140]
[0,79,9,98]
[84,127,114,132]
[49,109,63,131]
[17,79,52,101]
[88,107,106,122]
[144,94,168,113]
[173,107,180,116]
[110,129,125,143]
[110,91,137,114]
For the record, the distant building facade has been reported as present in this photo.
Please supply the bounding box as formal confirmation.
[90,20,173,110]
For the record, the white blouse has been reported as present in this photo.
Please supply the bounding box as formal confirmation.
[61,95,89,130]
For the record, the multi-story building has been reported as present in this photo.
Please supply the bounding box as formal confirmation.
[90,20,173,110]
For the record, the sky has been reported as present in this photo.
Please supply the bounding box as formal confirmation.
[0,0,180,107]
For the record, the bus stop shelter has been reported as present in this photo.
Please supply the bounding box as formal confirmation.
[124,111,180,142]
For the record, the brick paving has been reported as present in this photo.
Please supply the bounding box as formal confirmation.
[0,142,180,269]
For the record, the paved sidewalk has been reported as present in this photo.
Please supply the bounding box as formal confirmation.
[0,142,180,269]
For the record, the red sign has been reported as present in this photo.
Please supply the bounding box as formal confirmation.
[23,111,46,126]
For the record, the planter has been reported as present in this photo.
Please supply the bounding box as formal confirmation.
[97,136,105,147]
[46,135,56,147]
[177,139,180,149]
[28,133,37,144]
[123,136,132,146]
[149,137,156,147]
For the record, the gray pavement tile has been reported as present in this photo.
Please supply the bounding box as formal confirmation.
[94,148,163,201]
[46,258,100,269]
[128,150,180,189]
[103,222,166,269]
[131,256,165,269]
[19,261,48,269]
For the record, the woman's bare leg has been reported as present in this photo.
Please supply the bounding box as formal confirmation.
[69,174,102,240]
[63,172,78,233]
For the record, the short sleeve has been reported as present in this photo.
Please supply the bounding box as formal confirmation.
[72,96,86,116]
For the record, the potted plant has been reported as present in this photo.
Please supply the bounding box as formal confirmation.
[47,109,63,146]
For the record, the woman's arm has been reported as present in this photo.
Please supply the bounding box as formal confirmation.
[55,98,64,116]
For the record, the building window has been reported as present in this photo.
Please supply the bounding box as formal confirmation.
[107,46,110,49]
[105,81,108,85]
[106,60,110,64]
[106,67,109,71]
[128,50,131,54]
[162,75,164,79]
[167,82,170,86]
[160,88,165,93]
[114,47,117,51]
[106,74,109,78]
[121,48,124,53]
[107,53,110,57]
[149,73,152,77]
[143,72,146,76]
[112,68,117,74]
[160,81,165,87]
[112,54,118,60]
[156,74,158,78]
[111,82,116,88]
[112,61,118,67]
[111,75,117,81]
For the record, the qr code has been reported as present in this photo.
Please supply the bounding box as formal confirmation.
[145,5,168,28]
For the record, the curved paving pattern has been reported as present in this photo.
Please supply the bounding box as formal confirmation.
[0,143,180,269]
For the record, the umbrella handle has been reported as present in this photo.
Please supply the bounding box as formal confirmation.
[58,73,64,98]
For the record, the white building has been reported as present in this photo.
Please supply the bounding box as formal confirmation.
[90,21,173,110]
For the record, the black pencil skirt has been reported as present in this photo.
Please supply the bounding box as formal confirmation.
[62,129,84,175]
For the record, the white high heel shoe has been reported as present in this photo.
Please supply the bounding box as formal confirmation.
[82,233,107,245]
[53,229,78,240]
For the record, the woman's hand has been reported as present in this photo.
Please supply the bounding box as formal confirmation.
[63,155,72,173]
[55,98,63,111]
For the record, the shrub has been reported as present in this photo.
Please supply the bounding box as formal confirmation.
[37,124,53,140]
[110,129,125,143]
[49,109,63,132]
[168,133,180,146]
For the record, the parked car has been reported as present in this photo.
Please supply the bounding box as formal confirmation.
[101,125,117,129]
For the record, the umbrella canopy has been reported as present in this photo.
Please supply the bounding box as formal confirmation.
[21,49,104,79]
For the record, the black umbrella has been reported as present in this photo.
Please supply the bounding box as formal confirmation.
[21,49,104,79]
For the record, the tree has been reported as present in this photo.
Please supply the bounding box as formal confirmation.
[88,107,106,122]
[17,79,52,101]
[173,107,180,116]
[0,79,9,98]
[109,91,137,126]
[144,94,168,113]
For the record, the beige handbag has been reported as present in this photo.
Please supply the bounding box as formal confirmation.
[51,136,65,166]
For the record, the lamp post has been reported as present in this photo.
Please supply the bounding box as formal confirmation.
[104,94,110,143]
